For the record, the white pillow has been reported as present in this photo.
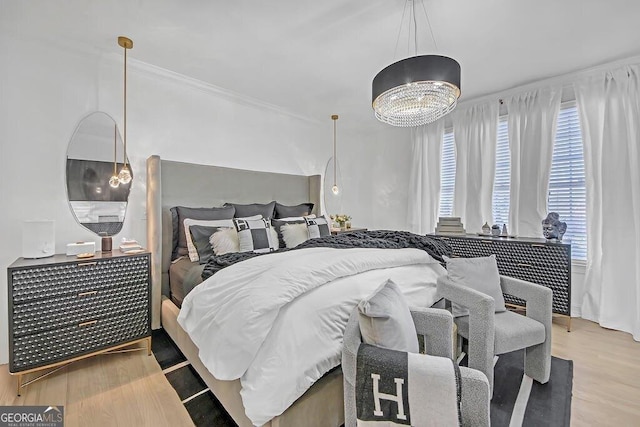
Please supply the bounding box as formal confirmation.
[210,228,240,255]
[281,223,309,248]
[358,279,419,353]
[210,225,279,256]
[443,254,506,317]
[184,218,234,261]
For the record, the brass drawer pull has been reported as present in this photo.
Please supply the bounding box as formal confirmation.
[77,290,97,297]
[77,262,97,267]
[78,320,98,327]
[518,263,533,268]
[481,240,493,244]
[531,244,547,248]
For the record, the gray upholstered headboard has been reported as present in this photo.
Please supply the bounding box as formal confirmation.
[146,155,321,328]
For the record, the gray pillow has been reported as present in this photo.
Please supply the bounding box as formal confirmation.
[274,202,314,219]
[443,254,506,317]
[189,225,227,264]
[224,201,276,219]
[358,279,419,353]
[173,206,235,258]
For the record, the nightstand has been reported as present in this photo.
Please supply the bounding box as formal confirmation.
[331,227,367,235]
[7,250,152,394]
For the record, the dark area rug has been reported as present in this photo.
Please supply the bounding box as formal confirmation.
[488,349,573,426]
[153,329,572,426]
[152,329,237,427]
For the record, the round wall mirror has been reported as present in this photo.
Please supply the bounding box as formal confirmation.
[66,112,132,236]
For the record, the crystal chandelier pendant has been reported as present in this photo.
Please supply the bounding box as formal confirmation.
[118,166,132,185]
[331,185,340,195]
[109,175,120,188]
[372,56,461,127]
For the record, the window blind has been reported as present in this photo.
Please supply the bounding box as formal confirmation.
[492,117,510,228]
[548,104,587,260]
[439,131,456,217]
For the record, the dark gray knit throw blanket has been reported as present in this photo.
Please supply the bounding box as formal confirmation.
[202,230,451,281]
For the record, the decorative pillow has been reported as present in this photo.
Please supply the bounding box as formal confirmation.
[281,223,309,248]
[172,206,235,258]
[184,218,235,262]
[274,202,314,219]
[443,254,506,317]
[210,224,278,255]
[233,218,276,253]
[224,201,276,219]
[210,228,240,255]
[305,215,331,239]
[271,215,315,248]
[189,225,227,264]
[357,279,419,353]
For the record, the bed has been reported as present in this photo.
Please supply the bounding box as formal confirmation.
[146,155,446,426]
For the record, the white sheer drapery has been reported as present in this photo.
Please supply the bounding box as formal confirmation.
[506,88,562,238]
[407,121,444,234]
[452,102,498,233]
[575,65,640,341]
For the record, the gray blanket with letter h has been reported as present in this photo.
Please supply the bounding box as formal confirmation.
[356,344,461,426]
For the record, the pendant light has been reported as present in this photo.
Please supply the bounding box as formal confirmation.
[330,115,340,195]
[117,36,133,185]
[109,124,120,188]
[372,0,461,127]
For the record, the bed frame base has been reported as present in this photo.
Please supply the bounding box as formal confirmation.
[161,297,344,427]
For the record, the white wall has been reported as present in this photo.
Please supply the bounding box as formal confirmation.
[0,35,414,364]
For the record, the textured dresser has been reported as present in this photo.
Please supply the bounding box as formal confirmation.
[434,234,572,330]
[7,251,151,393]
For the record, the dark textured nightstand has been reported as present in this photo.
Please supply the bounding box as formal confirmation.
[7,250,152,394]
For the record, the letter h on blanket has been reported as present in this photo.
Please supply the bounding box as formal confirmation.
[371,373,407,421]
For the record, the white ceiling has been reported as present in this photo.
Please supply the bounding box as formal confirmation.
[4,0,640,124]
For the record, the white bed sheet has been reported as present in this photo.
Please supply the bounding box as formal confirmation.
[178,247,445,426]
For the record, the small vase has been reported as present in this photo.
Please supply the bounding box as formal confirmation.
[339,222,347,231]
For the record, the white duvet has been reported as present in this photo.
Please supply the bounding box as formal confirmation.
[178,247,445,426]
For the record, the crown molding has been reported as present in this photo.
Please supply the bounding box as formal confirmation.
[107,54,323,126]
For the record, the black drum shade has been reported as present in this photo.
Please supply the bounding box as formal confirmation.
[372,55,461,127]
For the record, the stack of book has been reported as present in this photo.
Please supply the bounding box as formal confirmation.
[435,217,466,235]
[120,240,144,253]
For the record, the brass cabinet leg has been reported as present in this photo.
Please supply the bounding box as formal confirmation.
[147,336,152,356]
[16,374,22,396]
[567,316,572,332]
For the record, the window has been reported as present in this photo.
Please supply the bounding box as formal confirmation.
[439,130,456,217]
[548,104,587,261]
[492,118,510,228]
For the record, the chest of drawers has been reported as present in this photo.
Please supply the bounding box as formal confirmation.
[434,235,571,318]
[7,251,151,383]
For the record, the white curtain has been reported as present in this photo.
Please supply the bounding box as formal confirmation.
[575,65,640,341]
[506,88,562,237]
[452,102,498,233]
[407,121,444,234]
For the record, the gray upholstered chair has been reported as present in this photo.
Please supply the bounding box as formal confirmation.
[342,307,491,427]
[436,275,553,396]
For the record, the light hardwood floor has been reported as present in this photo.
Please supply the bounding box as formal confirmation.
[550,318,640,426]
[0,346,193,426]
[0,319,638,426]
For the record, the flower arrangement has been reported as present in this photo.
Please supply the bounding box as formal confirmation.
[331,214,352,228]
